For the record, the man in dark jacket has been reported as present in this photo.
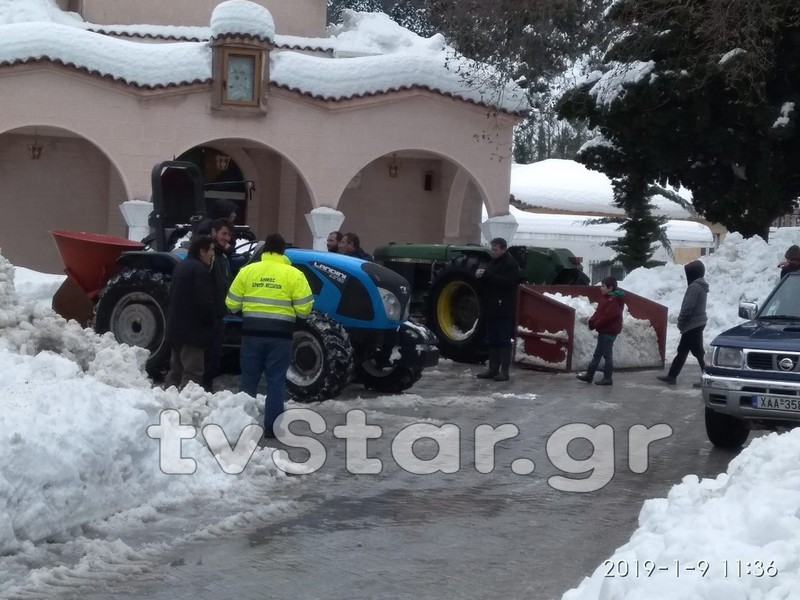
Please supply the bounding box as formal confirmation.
[476,237,521,381]
[339,232,373,261]
[657,260,709,385]
[165,235,216,389]
[203,218,234,391]
[327,231,342,252]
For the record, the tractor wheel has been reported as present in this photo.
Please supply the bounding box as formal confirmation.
[355,360,423,394]
[426,255,489,364]
[286,311,354,402]
[704,407,750,449]
[94,268,171,378]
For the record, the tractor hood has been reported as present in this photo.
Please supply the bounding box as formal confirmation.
[361,260,411,306]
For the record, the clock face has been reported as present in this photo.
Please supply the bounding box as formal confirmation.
[226,54,255,102]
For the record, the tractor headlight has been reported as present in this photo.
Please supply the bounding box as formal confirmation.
[715,346,743,368]
[378,287,402,321]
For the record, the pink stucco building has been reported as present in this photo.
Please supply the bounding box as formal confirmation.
[0,0,525,272]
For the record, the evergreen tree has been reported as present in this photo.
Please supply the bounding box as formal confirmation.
[558,0,800,240]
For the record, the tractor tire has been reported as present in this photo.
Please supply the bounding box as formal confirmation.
[355,361,423,394]
[704,407,750,449]
[94,268,171,379]
[286,311,354,402]
[426,255,489,364]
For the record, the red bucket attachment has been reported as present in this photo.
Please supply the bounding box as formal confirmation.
[50,230,144,298]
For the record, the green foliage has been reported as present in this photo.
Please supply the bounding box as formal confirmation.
[424,1,608,163]
[558,0,800,241]
[389,1,436,36]
[328,0,435,35]
[327,0,385,24]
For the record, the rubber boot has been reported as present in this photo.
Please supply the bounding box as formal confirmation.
[476,348,501,379]
[494,347,512,381]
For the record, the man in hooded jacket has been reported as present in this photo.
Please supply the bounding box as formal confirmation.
[657,260,709,385]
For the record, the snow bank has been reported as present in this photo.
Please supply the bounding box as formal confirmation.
[563,428,800,599]
[0,251,288,555]
[623,229,794,358]
[515,292,661,370]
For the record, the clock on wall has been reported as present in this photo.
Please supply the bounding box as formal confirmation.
[223,52,260,105]
[211,42,267,112]
[225,53,256,103]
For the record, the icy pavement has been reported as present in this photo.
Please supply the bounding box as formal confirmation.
[1,360,737,600]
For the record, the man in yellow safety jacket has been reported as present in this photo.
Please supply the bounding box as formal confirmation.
[226,233,314,438]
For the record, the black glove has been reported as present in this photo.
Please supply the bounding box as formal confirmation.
[588,322,595,331]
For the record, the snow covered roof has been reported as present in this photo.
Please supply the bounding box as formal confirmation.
[210,0,274,42]
[0,22,211,88]
[0,1,529,113]
[511,159,695,220]
[507,206,713,246]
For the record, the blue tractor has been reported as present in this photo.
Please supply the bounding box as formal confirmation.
[54,161,439,401]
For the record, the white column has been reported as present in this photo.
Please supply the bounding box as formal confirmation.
[119,200,153,242]
[480,213,519,245]
[305,207,345,251]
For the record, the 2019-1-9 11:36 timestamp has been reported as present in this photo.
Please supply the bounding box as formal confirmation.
[603,559,779,578]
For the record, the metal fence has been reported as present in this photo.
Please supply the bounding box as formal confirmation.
[587,260,627,285]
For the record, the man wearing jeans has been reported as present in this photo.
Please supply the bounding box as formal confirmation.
[226,234,314,438]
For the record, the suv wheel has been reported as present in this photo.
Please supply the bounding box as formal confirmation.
[704,407,749,449]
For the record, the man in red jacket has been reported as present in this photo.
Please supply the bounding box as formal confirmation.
[576,276,625,386]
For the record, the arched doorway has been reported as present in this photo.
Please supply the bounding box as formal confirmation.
[175,146,252,225]
[0,125,126,272]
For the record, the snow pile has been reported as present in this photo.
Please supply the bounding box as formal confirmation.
[623,229,793,358]
[12,266,65,306]
[0,250,290,557]
[515,292,661,370]
[0,0,85,26]
[210,0,275,41]
[549,292,661,370]
[273,9,528,113]
[328,10,446,56]
[562,428,800,599]
[515,228,794,370]
[0,252,150,389]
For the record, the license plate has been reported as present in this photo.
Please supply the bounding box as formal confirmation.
[752,395,800,412]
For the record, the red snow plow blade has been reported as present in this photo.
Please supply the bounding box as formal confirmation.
[50,230,144,325]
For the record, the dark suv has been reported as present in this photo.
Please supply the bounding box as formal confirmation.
[702,272,800,448]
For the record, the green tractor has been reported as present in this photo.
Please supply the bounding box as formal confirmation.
[372,243,590,363]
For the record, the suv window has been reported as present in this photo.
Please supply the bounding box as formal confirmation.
[760,275,800,318]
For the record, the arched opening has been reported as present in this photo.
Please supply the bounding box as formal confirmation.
[173,139,314,247]
[175,146,250,225]
[0,125,126,272]
[336,150,485,252]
